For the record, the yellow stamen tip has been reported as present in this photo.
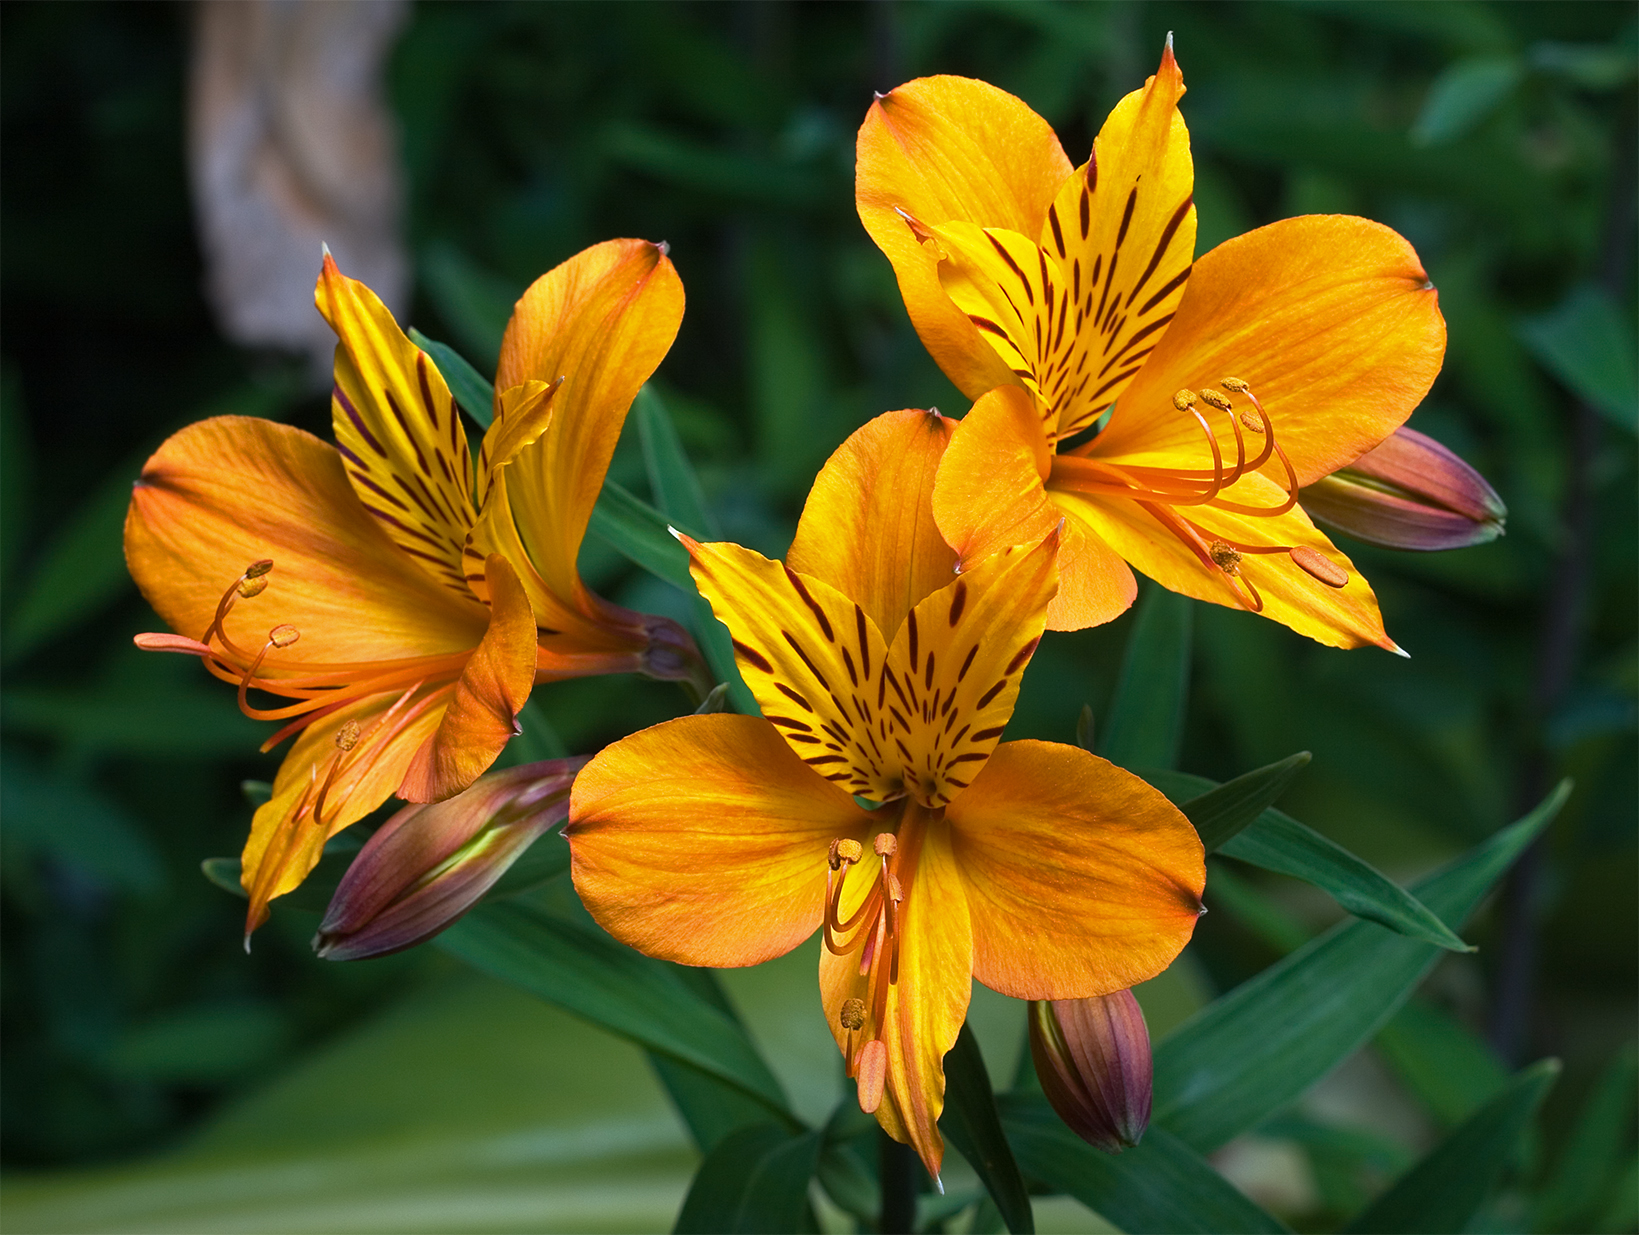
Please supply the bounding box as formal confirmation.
[1290,545,1349,588]
[245,559,275,579]
[268,624,301,648]
[1172,389,1197,411]
[873,833,898,858]
[1208,540,1242,575]
[831,838,863,869]
[335,721,361,751]
[1200,388,1232,412]
[1220,376,1250,392]
[856,1039,887,1113]
[1239,409,1266,434]
[236,576,268,599]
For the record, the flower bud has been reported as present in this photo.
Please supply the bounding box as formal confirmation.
[1029,990,1152,1153]
[1299,426,1506,551]
[314,757,585,961]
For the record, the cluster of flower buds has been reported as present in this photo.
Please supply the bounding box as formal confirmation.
[313,758,586,961]
[1029,990,1153,1154]
[1299,426,1506,551]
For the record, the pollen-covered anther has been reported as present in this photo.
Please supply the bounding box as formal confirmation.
[268,624,301,649]
[237,576,268,599]
[1290,545,1349,588]
[334,720,361,751]
[244,559,275,579]
[839,997,867,1031]
[830,837,863,870]
[873,833,898,858]
[1220,376,1250,393]
[856,1038,888,1113]
[1208,540,1242,575]
[1199,388,1232,412]
[1239,409,1267,434]
[887,872,904,903]
[1172,389,1198,411]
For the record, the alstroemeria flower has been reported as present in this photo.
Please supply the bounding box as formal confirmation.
[857,45,1446,650]
[127,241,690,936]
[566,410,1204,1177]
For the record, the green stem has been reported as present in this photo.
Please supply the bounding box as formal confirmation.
[878,1126,918,1233]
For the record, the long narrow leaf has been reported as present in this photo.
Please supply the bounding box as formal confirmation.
[438,897,790,1116]
[675,1122,822,1234]
[1343,1058,1559,1233]
[1182,753,1311,853]
[589,481,697,590]
[409,327,496,430]
[636,385,719,537]
[999,1094,1289,1234]
[1144,767,1469,951]
[1152,782,1570,1153]
[940,1024,1033,1234]
[1101,586,1191,770]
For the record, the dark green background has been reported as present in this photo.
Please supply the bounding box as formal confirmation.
[3,2,1633,1230]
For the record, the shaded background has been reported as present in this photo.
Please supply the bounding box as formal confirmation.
[2,1,1633,1230]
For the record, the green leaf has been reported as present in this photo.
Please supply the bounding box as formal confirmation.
[1,754,165,897]
[674,1122,822,1234]
[999,1094,1290,1234]
[1342,1058,1559,1233]
[1074,703,1094,752]
[636,384,719,538]
[1181,753,1311,853]
[1101,585,1191,770]
[1533,1043,1638,1232]
[1374,998,1509,1126]
[651,1054,790,1156]
[941,1023,1033,1234]
[418,242,519,371]
[200,838,362,915]
[408,327,495,430]
[1151,782,1570,1154]
[1,363,30,590]
[3,453,142,664]
[1143,767,1471,952]
[438,896,791,1117]
[1517,284,1638,432]
[1204,860,1312,955]
[1410,56,1523,146]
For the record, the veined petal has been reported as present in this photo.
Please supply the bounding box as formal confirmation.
[821,808,971,1178]
[885,530,1059,808]
[933,386,1136,632]
[567,714,874,967]
[473,379,560,515]
[857,76,1071,400]
[316,254,476,597]
[947,741,1204,999]
[241,685,448,934]
[495,239,684,609]
[685,537,899,802]
[1094,215,1446,486]
[1051,471,1398,651]
[399,555,539,803]
[787,408,956,637]
[1034,41,1195,436]
[125,416,488,665]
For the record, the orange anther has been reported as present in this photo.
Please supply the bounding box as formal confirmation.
[1208,540,1242,575]
[856,1039,888,1113]
[1290,545,1348,588]
[830,838,863,869]
[1239,410,1266,434]
[1172,389,1197,411]
[268,624,300,648]
[1220,377,1250,392]
[873,833,898,858]
[335,721,361,751]
[839,998,867,1031]
[245,559,274,579]
[237,576,268,599]
[1200,389,1232,412]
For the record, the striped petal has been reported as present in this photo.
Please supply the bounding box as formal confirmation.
[947,740,1204,999]
[567,714,874,967]
[786,408,957,638]
[316,254,476,599]
[857,75,1072,400]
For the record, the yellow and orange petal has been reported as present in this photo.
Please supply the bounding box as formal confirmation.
[567,714,874,967]
[786,408,956,638]
[947,740,1204,999]
[1092,215,1445,487]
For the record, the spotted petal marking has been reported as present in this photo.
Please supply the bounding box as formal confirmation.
[317,255,477,599]
[884,529,1059,808]
[685,537,901,803]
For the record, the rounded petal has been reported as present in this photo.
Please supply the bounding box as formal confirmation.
[496,239,684,607]
[934,387,1136,631]
[821,812,972,1178]
[567,714,874,967]
[857,76,1071,400]
[947,740,1204,1000]
[1095,216,1446,486]
[787,408,957,637]
[398,555,539,803]
[125,416,488,663]
[1051,473,1398,651]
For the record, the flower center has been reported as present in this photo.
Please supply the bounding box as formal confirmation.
[1051,377,1352,611]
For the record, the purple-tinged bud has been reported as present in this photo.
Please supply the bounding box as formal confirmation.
[314,757,586,961]
[1300,426,1506,552]
[1029,991,1152,1153]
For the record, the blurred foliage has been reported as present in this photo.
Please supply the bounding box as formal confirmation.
[2,1,1633,1231]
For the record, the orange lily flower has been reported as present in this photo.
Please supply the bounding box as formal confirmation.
[566,410,1204,1176]
[127,240,691,936]
[856,44,1446,650]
